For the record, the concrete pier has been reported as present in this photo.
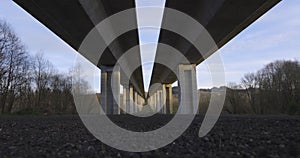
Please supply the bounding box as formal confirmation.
[100,66,120,114]
[178,64,198,114]
[122,84,134,114]
[129,85,134,113]
[148,95,155,111]
[134,91,138,113]
[155,92,160,113]
[163,84,173,114]
[158,90,164,114]
[137,95,144,111]
[122,86,127,114]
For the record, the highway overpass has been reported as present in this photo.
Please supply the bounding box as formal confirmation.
[13,0,281,115]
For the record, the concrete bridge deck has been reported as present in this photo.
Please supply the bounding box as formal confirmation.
[13,0,281,115]
[148,0,281,114]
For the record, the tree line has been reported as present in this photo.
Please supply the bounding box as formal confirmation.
[174,60,299,115]
[0,20,76,114]
[240,60,300,114]
[211,60,300,115]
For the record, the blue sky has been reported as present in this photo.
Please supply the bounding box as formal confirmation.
[0,0,299,90]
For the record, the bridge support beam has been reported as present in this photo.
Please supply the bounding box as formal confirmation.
[129,85,134,113]
[136,94,140,112]
[137,95,144,111]
[163,84,173,114]
[178,64,198,114]
[134,91,138,113]
[152,95,155,111]
[122,84,133,114]
[157,90,164,114]
[147,97,150,110]
[155,91,161,113]
[153,95,156,112]
[148,95,154,111]
[100,65,120,115]
[122,86,127,114]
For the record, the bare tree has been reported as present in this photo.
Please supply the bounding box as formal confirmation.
[0,20,30,113]
[0,20,78,115]
[32,53,54,111]
[241,72,260,113]
[241,60,300,114]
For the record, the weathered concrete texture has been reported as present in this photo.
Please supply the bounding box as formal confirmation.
[155,92,160,113]
[147,84,173,114]
[134,91,138,113]
[136,95,144,111]
[122,84,134,114]
[163,84,173,114]
[148,95,155,112]
[122,87,127,114]
[153,93,157,112]
[126,85,133,114]
[129,86,134,113]
[160,89,166,114]
[100,66,120,114]
[178,64,198,114]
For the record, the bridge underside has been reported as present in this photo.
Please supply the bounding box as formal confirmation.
[13,0,145,95]
[13,0,148,114]
[150,0,281,85]
[147,0,281,114]
[13,0,281,114]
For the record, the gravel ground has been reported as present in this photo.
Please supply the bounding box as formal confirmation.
[0,114,300,158]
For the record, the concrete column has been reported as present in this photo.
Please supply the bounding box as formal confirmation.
[162,85,166,114]
[141,95,144,105]
[129,85,134,113]
[100,65,120,115]
[163,84,173,114]
[152,95,155,111]
[158,90,165,114]
[153,93,157,112]
[155,92,160,113]
[149,96,153,111]
[147,97,150,106]
[100,69,107,113]
[122,87,127,114]
[137,95,143,111]
[178,64,198,114]
[134,91,138,113]
[123,84,133,114]
[137,95,140,105]
[136,95,140,112]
